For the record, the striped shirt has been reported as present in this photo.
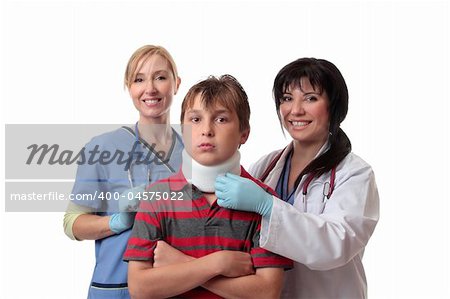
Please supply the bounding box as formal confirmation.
[124,166,292,298]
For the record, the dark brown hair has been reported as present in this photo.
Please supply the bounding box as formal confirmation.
[273,58,351,179]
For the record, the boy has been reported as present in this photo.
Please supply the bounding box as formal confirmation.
[123,75,292,298]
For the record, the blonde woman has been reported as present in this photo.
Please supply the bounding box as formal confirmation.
[63,45,183,299]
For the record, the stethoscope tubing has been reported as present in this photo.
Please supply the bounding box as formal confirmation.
[261,146,337,213]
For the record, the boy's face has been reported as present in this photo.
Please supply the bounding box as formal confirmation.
[182,93,249,166]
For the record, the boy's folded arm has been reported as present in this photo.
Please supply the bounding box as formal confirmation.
[150,240,285,298]
[202,267,284,299]
[128,251,241,299]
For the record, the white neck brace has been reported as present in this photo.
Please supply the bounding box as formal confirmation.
[181,149,241,193]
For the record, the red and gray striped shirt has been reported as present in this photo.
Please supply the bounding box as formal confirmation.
[124,166,292,298]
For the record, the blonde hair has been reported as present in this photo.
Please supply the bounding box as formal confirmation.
[124,45,178,89]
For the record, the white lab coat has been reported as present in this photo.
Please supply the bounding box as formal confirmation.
[250,142,379,299]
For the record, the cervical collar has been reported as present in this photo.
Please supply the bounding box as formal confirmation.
[181,149,241,193]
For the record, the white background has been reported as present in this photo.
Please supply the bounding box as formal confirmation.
[1,0,449,298]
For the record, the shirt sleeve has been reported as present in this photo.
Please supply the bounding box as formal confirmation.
[70,139,107,211]
[63,201,93,240]
[123,189,164,262]
[250,219,293,269]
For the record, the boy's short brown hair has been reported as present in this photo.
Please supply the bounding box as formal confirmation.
[180,75,250,132]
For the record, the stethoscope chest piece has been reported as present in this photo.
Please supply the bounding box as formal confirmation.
[301,166,336,213]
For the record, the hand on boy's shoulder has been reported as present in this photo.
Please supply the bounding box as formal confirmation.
[215,170,275,217]
[239,167,278,196]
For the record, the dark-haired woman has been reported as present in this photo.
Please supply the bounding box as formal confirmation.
[216,58,380,298]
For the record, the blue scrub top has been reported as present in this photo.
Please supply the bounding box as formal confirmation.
[71,126,183,299]
[275,149,296,205]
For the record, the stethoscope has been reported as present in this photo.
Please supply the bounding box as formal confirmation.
[260,146,337,213]
[127,122,151,188]
[123,122,180,188]
[301,167,336,213]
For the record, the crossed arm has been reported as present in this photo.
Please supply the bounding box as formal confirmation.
[128,242,284,299]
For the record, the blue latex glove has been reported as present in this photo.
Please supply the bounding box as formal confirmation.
[109,185,145,234]
[119,185,146,212]
[215,173,273,217]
